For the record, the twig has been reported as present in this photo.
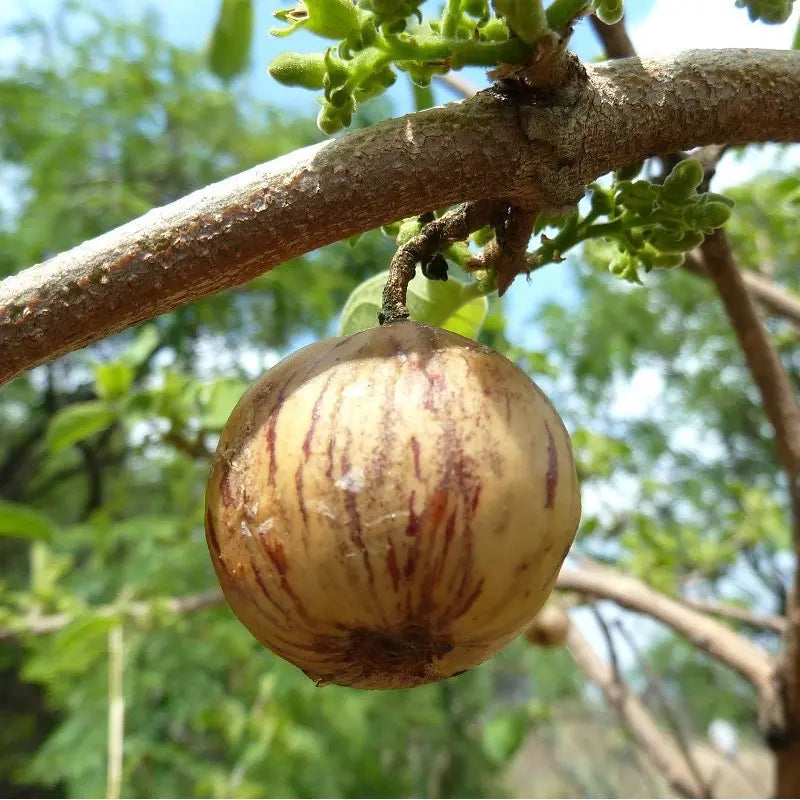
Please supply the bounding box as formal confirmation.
[565,621,705,797]
[700,231,800,510]
[435,72,480,98]
[0,588,224,640]
[589,603,622,682]
[588,13,636,59]
[684,251,800,331]
[679,597,786,634]
[466,205,538,296]
[380,200,502,323]
[615,620,713,798]
[556,561,773,691]
[107,625,124,800]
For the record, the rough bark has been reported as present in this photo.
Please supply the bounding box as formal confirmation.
[565,622,705,797]
[590,23,800,795]
[557,562,773,690]
[700,231,800,798]
[1,49,799,385]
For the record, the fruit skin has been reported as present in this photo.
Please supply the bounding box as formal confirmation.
[205,321,581,689]
[524,603,570,648]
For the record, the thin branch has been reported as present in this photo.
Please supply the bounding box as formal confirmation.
[615,620,713,798]
[380,200,501,322]
[1,50,799,384]
[556,561,773,690]
[679,597,786,634]
[589,602,622,681]
[565,621,705,797]
[589,13,636,59]
[434,72,479,98]
[106,625,125,800]
[0,588,224,640]
[684,251,800,330]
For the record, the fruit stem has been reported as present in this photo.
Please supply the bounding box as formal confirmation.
[380,200,500,324]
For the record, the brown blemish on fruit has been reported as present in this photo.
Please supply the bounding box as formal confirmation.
[340,447,375,587]
[247,553,289,621]
[205,509,221,557]
[339,624,454,682]
[428,488,448,530]
[219,463,235,507]
[261,537,312,621]
[325,438,335,478]
[406,491,421,536]
[470,485,482,513]
[386,540,401,592]
[265,410,279,485]
[303,372,334,460]
[451,578,484,619]
[545,422,559,509]
[263,538,288,576]
[410,436,421,480]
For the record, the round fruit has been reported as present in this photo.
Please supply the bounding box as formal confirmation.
[524,603,570,648]
[205,321,581,689]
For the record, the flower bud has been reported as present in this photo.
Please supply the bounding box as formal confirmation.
[661,159,704,204]
[269,51,327,89]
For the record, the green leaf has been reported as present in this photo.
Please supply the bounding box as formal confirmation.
[793,13,800,47]
[481,709,530,764]
[46,401,117,453]
[200,379,249,430]
[338,270,488,339]
[440,295,489,339]
[208,0,254,82]
[0,500,53,541]
[121,325,160,368]
[94,362,134,401]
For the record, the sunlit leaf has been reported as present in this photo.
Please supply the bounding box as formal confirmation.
[208,0,253,81]
[338,270,488,339]
[46,401,117,453]
[0,500,52,541]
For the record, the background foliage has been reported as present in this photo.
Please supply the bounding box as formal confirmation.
[0,1,797,797]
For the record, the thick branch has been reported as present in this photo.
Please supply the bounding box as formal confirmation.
[700,232,800,488]
[565,622,705,797]
[556,562,773,690]
[0,49,798,384]
[699,230,800,778]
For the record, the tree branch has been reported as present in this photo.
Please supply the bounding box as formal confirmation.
[685,251,800,330]
[556,562,773,690]
[700,231,800,504]
[1,49,798,385]
[565,620,705,797]
[0,588,224,640]
[679,597,786,634]
[589,13,636,59]
[614,618,713,797]
[698,230,800,786]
